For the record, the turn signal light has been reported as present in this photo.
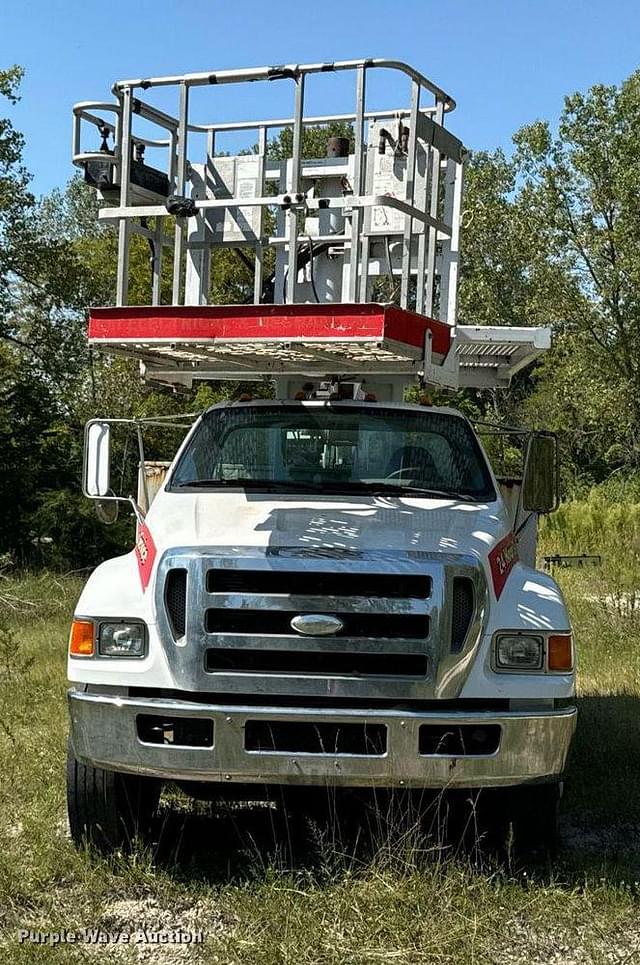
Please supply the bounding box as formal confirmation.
[548,633,573,672]
[69,620,95,657]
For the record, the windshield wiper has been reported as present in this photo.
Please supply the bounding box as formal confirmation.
[350,484,476,501]
[177,478,327,493]
[177,478,478,500]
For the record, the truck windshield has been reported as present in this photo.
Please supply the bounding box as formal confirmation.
[170,405,495,501]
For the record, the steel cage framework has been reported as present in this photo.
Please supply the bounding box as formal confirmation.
[72,59,466,322]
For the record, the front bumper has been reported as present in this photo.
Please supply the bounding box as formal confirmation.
[68,691,576,789]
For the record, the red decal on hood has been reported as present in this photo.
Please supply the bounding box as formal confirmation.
[135,522,157,592]
[488,532,518,598]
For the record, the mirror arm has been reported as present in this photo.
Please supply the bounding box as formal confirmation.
[514,430,532,528]
[136,425,150,512]
[127,495,147,525]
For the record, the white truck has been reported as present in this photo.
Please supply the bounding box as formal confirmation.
[67,59,576,854]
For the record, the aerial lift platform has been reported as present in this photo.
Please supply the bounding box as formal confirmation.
[73,58,549,394]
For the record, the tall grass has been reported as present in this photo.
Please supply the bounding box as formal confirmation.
[543,488,640,557]
[541,494,640,691]
[534,495,640,876]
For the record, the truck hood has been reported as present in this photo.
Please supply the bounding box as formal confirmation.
[146,490,510,562]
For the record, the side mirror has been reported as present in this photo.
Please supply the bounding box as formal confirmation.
[95,496,119,525]
[522,432,558,514]
[84,421,112,497]
[83,419,145,526]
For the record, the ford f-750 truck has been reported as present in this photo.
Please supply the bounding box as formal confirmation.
[66,59,575,854]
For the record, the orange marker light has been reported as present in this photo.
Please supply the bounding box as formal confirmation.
[548,633,573,672]
[69,620,95,657]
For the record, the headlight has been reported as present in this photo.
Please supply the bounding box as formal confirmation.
[98,622,146,657]
[495,633,543,670]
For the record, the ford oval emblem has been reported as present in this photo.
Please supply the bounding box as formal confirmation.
[290,613,344,636]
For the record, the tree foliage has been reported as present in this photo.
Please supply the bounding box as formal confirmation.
[455,75,640,484]
[512,74,640,468]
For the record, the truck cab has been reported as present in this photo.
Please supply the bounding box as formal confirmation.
[67,59,575,854]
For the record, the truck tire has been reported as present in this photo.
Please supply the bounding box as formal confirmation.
[66,739,161,854]
[508,782,561,859]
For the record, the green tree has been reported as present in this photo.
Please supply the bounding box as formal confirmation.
[0,68,90,373]
[0,71,187,565]
[0,65,33,345]
[513,72,640,467]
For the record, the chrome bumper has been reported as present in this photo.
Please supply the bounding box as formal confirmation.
[68,691,577,789]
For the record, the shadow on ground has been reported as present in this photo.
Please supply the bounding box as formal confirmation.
[151,784,505,884]
[559,693,640,879]
[138,694,640,885]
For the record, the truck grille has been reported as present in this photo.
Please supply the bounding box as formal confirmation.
[205,608,427,639]
[165,568,187,638]
[207,569,430,599]
[205,648,428,677]
[157,548,486,700]
[451,577,475,652]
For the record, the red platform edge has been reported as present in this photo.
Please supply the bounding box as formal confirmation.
[88,304,452,357]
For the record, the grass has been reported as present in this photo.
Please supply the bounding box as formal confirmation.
[1,499,640,964]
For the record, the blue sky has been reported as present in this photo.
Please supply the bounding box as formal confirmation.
[2,0,640,198]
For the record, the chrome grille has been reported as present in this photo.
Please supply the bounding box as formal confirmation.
[204,607,428,640]
[205,649,428,677]
[206,568,431,599]
[157,547,487,701]
[165,568,187,638]
[451,577,475,653]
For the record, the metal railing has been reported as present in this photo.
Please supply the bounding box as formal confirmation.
[72,59,466,322]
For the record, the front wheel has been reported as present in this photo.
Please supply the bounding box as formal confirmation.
[66,739,161,854]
